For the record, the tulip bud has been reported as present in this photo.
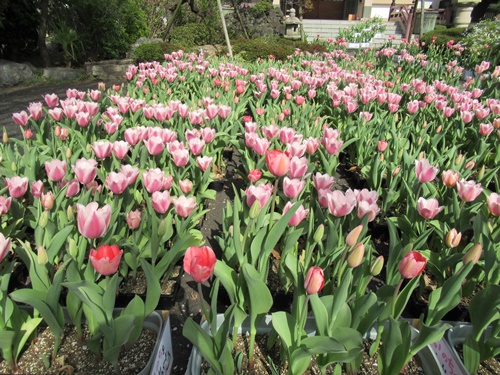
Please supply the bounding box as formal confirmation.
[422,121,428,128]
[346,225,363,247]
[11,161,16,172]
[347,243,365,268]
[304,266,325,294]
[228,225,234,236]
[370,255,384,276]
[24,129,33,139]
[55,125,61,137]
[37,246,48,265]
[66,148,72,159]
[86,144,92,153]
[68,238,78,259]
[41,192,54,211]
[445,229,462,248]
[39,210,48,228]
[463,243,482,265]
[158,218,168,238]
[3,131,8,143]
[379,154,384,161]
[398,251,427,279]
[249,200,260,219]
[465,160,475,170]
[436,125,442,134]
[418,136,422,145]
[477,165,485,181]
[392,167,401,177]
[67,205,74,222]
[455,154,463,165]
[313,224,324,244]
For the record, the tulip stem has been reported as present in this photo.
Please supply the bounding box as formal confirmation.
[197,282,210,322]
[241,218,254,264]
[392,279,404,318]
[268,178,280,232]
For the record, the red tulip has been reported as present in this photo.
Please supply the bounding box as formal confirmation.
[265,150,290,177]
[183,246,217,283]
[398,251,427,279]
[90,244,123,276]
[304,266,324,294]
[247,170,262,183]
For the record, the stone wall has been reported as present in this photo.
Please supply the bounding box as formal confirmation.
[225,7,285,39]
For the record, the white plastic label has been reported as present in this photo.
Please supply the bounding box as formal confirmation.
[151,315,173,375]
[432,339,467,375]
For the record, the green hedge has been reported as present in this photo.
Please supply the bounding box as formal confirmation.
[421,25,466,48]
[133,41,183,63]
[229,38,327,61]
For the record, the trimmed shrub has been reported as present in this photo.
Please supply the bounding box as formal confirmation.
[133,41,183,62]
[228,38,327,61]
[421,25,466,48]
[170,23,222,47]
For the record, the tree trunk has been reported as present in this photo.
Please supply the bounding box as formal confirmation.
[164,0,184,39]
[38,0,50,67]
[217,0,233,57]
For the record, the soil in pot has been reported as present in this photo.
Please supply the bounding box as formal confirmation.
[200,335,425,375]
[454,345,500,375]
[0,324,157,375]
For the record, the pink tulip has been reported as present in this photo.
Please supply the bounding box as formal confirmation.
[304,266,324,294]
[188,138,205,155]
[112,141,131,159]
[12,111,30,126]
[323,137,343,155]
[179,179,193,194]
[152,191,172,214]
[415,158,438,183]
[279,127,296,144]
[28,102,43,120]
[357,200,380,222]
[479,123,494,136]
[144,136,165,156]
[313,172,335,191]
[283,177,305,199]
[201,128,216,143]
[44,93,59,107]
[143,168,167,193]
[304,137,320,154]
[76,202,111,239]
[90,244,123,276]
[442,170,459,188]
[283,201,309,226]
[487,193,500,216]
[265,150,290,177]
[377,140,388,152]
[0,196,12,215]
[399,251,427,279]
[261,125,280,139]
[248,170,262,183]
[41,191,54,211]
[252,137,270,155]
[289,156,308,179]
[218,105,231,118]
[6,176,29,198]
[120,164,140,186]
[327,190,356,217]
[105,172,129,194]
[417,197,444,219]
[92,140,112,159]
[288,141,306,158]
[245,184,273,209]
[354,189,378,205]
[124,128,141,145]
[197,156,213,171]
[48,108,64,122]
[72,158,98,185]
[75,112,90,127]
[171,148,189,167]
[183,246,217,283]
[61,178,80,197]
[457,179,483,202]
[0,233,11,263]
[205,104,219,119]
[44,159,67,182]
[172,195,196,217]
[126,209,141,230]
[31,180,44,198]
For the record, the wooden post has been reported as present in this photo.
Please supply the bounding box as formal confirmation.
[419,0,425,40]
[217,0,233,58]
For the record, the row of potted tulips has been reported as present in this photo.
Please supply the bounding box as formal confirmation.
[0,38,499,373]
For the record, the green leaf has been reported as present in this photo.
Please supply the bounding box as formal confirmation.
[182,318,223,374]
[271,311,296,350]
[140,259,161,316]
[46,226,73,264]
